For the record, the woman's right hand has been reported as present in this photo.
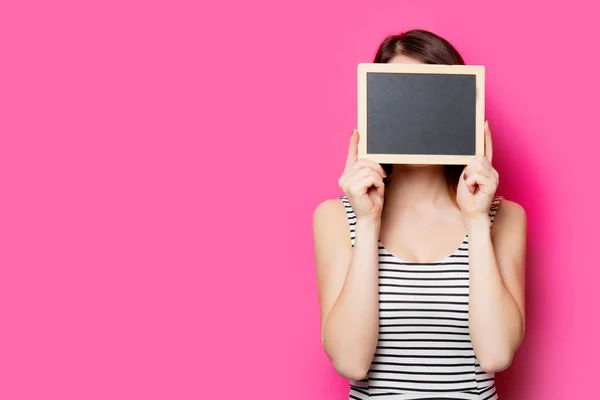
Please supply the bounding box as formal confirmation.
[338,129,386,223]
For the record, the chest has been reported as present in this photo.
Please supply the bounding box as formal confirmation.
[376,243,471,334]
[379,209,468,264]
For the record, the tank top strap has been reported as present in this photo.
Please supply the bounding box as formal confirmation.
[338,195,357,247]
[489,195,504,226]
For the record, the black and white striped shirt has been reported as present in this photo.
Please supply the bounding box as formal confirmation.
[340,195,503,400]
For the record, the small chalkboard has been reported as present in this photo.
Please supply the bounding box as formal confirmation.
[357,63,485,165]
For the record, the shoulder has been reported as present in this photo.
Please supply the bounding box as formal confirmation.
[491,198,527,240]
[493,198,526,226]
[313,196,348,229]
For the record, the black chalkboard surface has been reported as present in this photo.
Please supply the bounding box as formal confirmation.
[357,63,485,165]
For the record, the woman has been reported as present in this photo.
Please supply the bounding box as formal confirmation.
[313,30,526,400]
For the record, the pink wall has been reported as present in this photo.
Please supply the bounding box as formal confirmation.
[0,0,596,399]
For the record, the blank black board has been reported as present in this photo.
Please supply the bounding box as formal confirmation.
[357,63,485,165]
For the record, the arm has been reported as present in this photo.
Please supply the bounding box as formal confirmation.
[313,199,380,380]
[466,199,527,373]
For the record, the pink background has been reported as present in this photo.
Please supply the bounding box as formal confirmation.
[0,0,596,399]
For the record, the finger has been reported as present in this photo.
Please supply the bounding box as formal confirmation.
[462,157,479,179]
[368,179,385,201]
[368,175,385,190]
[372,182,385,198]
[351,168,384,184]
[465,172,497,195]
[352,159,386,179]
[462,161,498,192]
[485,121,493,163]
[471,155,495,176]
[345,129,359,168]
[462,170,477,194]
[354,170,384,189]
[365,176,385,198]
[349,174,384,196]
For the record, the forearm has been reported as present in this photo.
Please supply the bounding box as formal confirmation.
[467,217,523,372]
[324,220,380,378]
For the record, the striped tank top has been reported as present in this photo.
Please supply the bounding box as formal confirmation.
[340,195,503,400]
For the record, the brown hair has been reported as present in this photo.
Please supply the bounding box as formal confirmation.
[373,29,465,202]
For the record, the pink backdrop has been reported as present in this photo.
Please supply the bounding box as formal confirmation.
[0,0,596,399]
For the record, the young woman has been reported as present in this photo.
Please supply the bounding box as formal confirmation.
[313,30,526,400]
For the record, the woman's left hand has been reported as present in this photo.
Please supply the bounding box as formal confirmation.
[457,121,499,221]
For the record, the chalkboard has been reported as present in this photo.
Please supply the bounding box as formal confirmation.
[357,63,485,165]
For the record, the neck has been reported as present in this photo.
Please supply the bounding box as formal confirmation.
[385,164,452,208]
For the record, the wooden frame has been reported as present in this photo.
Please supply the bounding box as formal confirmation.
[357,62,485,165]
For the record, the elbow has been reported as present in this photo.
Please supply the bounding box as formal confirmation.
[332,358,369,381]
[322,331,371,381]
[478,351,514,373]
[323,345,370,380]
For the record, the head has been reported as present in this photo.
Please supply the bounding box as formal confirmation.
[373,29,465,202]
